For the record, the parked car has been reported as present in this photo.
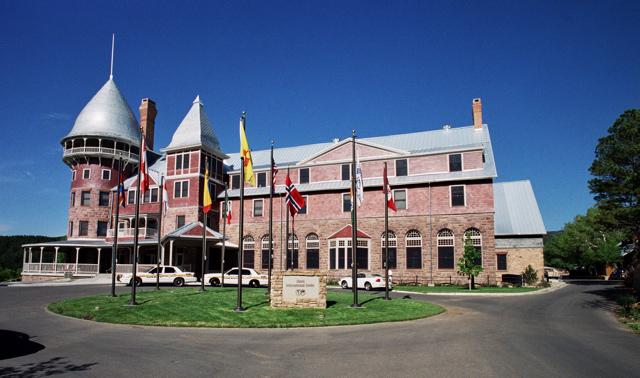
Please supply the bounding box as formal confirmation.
[117,266,197,287]
[544,266,569,279]
[204,268,268,288]
[339,272,392,291]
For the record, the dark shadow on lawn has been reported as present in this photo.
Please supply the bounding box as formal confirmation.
[0,357,97,377]
[245,300,269,310]
[0,330,45,360]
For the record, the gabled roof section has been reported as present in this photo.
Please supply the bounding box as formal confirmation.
[494,180,546,236]
[164,222,223,240]
[298,139,407,165]
[164,96,228,159]
[328,225,371,239]
[62,79,140,145]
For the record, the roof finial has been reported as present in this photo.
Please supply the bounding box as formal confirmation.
[109,33,115,80]
[194,95,201,104]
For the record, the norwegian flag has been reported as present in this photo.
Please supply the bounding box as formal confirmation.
[383,163,397,212]
[139,136,150,193]
[285,174,305,217]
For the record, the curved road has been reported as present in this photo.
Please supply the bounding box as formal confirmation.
[0,281,638,377]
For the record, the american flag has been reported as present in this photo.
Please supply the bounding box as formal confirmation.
[271,155,278,188]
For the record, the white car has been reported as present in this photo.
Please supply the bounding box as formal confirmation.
[204,268,268,288]
[117,266,197,287]
[340,273,392,291]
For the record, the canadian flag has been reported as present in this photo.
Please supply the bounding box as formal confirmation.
[162,176,169,211]
[383,163,396,212]
[139,136,149,193]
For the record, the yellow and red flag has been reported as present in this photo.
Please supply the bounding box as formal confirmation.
[203,163,212,214]
[239,113,255,186]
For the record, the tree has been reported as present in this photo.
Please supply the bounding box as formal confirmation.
[589,109,640,288]
[457,233,483,290]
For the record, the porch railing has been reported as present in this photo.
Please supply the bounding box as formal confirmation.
[107,227,158,238]
[22,263,99,274]
[63,146,139,161]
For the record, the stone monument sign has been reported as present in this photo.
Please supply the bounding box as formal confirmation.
[271,271,327,308]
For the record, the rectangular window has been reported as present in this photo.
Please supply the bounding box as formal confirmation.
[244,250,255,269]
[330,248,337,269]
[253,199,263,217]
[406,247,422,269]
[70,192,75,207]
[83,169,90,179]
[81,191,91,206]
[393,189,407,210]
[68,221,73,237]
[356,247,368,269]
[299,168,309,184]
[176,215,186,228]
[128,190,136,204]
[261,250,271,270]
[395,159,408,176]
[216,160,223,180]
[342,193,351,212]
[497,253,507,270]
[175,153,190,170]
[97,221,108,237]
[102,169,111,180]
[382,248,397,269]
[438,246,455,269]
[257,172,266,187]
[287,250,299,269]
[231,175,240,189]
[298,196,308,214]
[99,191,110,207]
[79,221,89,236]
[306,249,319,269]
[341,164,350,181]
[174,181,189,198]
[451,185,465,207]
[72,170,76,181]
[150,187,158,202]
[449,154,462,172]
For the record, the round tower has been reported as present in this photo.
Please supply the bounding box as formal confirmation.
[61,78,140,239]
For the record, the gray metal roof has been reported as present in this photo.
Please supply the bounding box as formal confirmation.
[493,180,546,236]
[62,79,140,145]
[164,96,227,159]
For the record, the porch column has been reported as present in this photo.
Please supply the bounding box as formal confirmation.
[22,248,27,271]
[161,244,165,266]
[75,247,80,273]
[54,247,59,272]
[97,248,102,275]
[39,247,44,272]
[29,247,33,263]
[169,240,174,265]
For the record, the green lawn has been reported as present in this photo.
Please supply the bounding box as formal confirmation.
[395,285,540,294]
[48,288,444,328]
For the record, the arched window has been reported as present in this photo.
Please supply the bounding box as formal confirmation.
[286,233,299,270]
[306,233,320,269]
[437,229,455,269]
[260,235,274,270]
[381,231,397,269]
[464,228,482,266]
[405,230,422,269]
[243,236,255,269]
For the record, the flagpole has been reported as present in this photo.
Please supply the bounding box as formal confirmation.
[279,194,283,271]
[221,185,227,288]
[285,166,290,270]
[130,131,144,305]
[111,158,122,297]
[156,175,164,291]
[201,158,208,292]
[236,112,246,312]
[268,141,274,298]
[384,162,391,300]
[351,130,360,308]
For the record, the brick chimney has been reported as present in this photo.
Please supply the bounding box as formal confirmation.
[472,98,483,129]
[139,98,157,150]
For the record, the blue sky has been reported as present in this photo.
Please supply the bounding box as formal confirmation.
[0,1,638,236]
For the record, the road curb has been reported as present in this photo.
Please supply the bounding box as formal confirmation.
[389,281,568,297]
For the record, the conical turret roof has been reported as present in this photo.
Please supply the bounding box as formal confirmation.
[164,96,226,158]
[62,79,140,145]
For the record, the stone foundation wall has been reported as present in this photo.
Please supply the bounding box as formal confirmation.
[21,274,64,283]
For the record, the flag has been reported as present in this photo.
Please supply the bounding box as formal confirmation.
[383,164,397,212]
[223,190,232,224]
[355,155,364,207]
[203,164,212,213]
[239,114,255,186]
[271,155,278,188]
[162,176,169,211]
[285,174,305,217]
[118,171,126,208]
[139,136,150,193]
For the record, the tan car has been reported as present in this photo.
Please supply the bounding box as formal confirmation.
[544,266,569,279]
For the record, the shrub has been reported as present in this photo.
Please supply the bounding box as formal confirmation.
[522,265,538,286]
[537,280,551,288]
[617,294,637,316]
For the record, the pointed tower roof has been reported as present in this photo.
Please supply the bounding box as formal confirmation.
[62,79,140,145]
[164,96,227,158]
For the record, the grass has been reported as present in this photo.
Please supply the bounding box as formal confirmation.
[394,285,540,294]
[48,288,444,328]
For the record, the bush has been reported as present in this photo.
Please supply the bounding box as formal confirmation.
[537,281,551,288]
[617,294,637,316]
[0,267,20,282]
[522,265,538,286]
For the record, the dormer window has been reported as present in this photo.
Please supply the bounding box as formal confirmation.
[257,172,266,187]
[299,168,309,184]
[231,175,240,189]
[449,154,462,172]
[395,159,407,176]
[175,153,190,170]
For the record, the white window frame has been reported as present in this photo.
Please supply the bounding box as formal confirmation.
[327,238,370,270]
[83,168,90,179]
[298,195,309,215]
[174,180,189,198]
[299,167,310,184]
[395,159,409,177]
[101,169,111,180]
[341,164,351,181]
[176,215,186,228]
[175,152,191,170]
[256,172,267,188]
[252,199,264,217]
[464,228,483,267]
[341,193,351,213]
[448,153,464,172]
[128,189,136,204]
[392,189,407,210]
[449,184,466,207]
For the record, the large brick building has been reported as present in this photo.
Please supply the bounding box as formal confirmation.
[21,74,546,285]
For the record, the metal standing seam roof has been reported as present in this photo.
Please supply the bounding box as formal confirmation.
[62,79,140,146]
[163,96,227,159]
[493,180,546,236]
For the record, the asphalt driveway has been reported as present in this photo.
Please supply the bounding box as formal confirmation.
[0,280,638,377]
